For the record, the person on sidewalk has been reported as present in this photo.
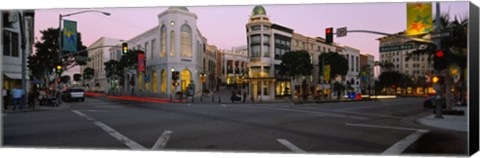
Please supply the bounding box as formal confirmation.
[3,86,9,110]
[11,85,25,110]
[242,91,246,103]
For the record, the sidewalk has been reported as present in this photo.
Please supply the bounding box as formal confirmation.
[3,102,72,113]
[416,106,468,132]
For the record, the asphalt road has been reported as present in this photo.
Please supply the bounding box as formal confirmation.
[2,96,468,156]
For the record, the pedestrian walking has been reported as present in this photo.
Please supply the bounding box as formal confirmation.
[242,91,246,103]
[11,85,25,110]
[3,86,8,110]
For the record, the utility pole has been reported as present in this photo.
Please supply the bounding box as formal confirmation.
[434,2,444,118]
[18,11,27,108]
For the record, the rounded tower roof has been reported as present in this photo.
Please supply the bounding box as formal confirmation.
[168,6,189,11]
[251,5,267,16]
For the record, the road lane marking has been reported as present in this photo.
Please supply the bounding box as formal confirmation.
[344,123,429,155]
[334,110,403,119]
[246,106,369,120]
[221,104,227,107]
[152,130,173,150]
[72,110,147,150]
[83,110,109,112]
[277,139,306,153]
[187,103,192,106]
[345,123,428,132]
[381,130,428,155]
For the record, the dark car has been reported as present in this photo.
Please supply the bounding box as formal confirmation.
[62,88,85,102]
[423,93,446,108]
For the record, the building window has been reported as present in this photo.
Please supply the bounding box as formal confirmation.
[160,25,166,57]
[405,64,408,68]
[251,45,261,57]
[263,25,269,30]
[251,35,261,44]
[170,30,175,56]
[263,45,270,57]
[151,39,156,59]
[144,42,149,60]
[181,24,192,57]
[263,35,270,45]
[252,25,261,31]
[3,30,19,57]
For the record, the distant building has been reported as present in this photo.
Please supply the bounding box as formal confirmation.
[220,46,248,86]
[377,31,434,94]
[360,53,375,94]
[1,11,35,90]
[80,37,123,93]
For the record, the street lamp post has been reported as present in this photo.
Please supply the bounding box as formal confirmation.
[56,10,110,99]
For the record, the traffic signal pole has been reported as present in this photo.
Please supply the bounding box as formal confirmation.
[433,2,443,118]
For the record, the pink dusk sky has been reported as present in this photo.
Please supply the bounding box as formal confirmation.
[33,1,469,74]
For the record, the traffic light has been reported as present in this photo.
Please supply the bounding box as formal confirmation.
[171,71,179,80]
[431,75,444,84]
[122,42,128,55]
[325,27,333,44]
[434,50,447,70]
[55,64,63,75]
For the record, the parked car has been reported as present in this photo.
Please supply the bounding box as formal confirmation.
[63,88,85,102]
[423,93,445,108]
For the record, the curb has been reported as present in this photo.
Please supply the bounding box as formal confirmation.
[415,115,468,133]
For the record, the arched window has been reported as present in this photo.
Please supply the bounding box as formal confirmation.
[152,71,158,93]
[160,25,166,57]
[180,24,192,57]
[161,70,166,93]
[170,30,175,56]
[180,70,191,92]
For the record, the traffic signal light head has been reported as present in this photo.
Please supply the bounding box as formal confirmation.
[55,64,63,75]
[325,27,333,44]
[171,71,180,80]
[432,75,444,84]
[434,50,447,70]
[122,42,128,55]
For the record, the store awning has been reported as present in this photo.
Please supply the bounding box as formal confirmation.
[3,73,29,80]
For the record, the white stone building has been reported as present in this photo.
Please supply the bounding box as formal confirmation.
[80,36,123,92]
[109,7,211,97]
[220,46,248,85]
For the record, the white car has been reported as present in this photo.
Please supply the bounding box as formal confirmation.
[62,88,85,102]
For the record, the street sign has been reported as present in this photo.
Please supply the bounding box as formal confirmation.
[430,31,451,39]
[75,56,90,61]
[336,27,347,37]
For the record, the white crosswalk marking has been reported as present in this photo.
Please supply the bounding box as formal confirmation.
[72,110,147,150]
[277,139,306,153]
[152,130,173,150]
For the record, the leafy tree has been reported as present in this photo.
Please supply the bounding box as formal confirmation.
[278,50,313,99]
[60,75,71,83]
[104,60,123,78]
[83,67,95,81]
[73,73,82,82]
[376,61,395,72]
[28,28,88,80]
[378,71,403,94]
[318,52,348,80]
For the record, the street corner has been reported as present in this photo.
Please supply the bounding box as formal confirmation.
[416,114,468,132]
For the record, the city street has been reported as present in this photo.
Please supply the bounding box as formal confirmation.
[3,97,467,156]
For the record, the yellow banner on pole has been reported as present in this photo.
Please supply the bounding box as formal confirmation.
[324,65,331,81]
[406,3,432,36]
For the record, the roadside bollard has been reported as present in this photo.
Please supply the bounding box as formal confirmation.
[200,96,203,102]
[212,95,214,102]
[170,94,172,102]
[218,96,221,103]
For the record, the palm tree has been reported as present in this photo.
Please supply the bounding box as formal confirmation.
[406,13,468,110]
[375,61,395,72]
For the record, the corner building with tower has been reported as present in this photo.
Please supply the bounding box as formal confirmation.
[109,7,214,97]
[245,6,364,101]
